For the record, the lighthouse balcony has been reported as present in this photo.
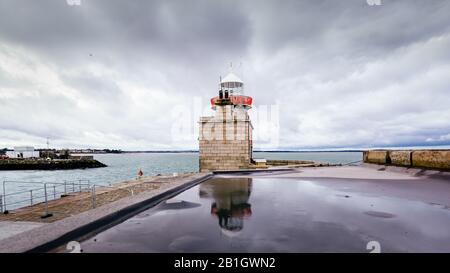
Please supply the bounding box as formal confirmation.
[210,95,253,109]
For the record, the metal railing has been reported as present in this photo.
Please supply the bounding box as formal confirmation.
[1,180,90,215]
[89,184,135,209]
[0,180,139,217]
[0,179,144,220]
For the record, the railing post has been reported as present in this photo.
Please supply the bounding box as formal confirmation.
[44,183,49,216]
[53,185,56,199]
[2,181,5,212]
[0,194,3,213]
[64,181,67,195]
[72,182,75,193]
[30,190,33,206]
[79,180,82,192]
[40,183,53,218]
[91,185,96,209]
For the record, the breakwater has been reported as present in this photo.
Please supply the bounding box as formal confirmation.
[363,150,450,171]
[266,159,315,166]
[0,158,107,170]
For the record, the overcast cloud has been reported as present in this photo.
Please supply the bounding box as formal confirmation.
[0,0,450,150]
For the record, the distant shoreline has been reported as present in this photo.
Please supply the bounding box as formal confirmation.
[73,150,365,154]
[77,149,450,154]
[4,148,449,155]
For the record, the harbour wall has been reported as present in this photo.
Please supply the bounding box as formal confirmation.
[363,150,450,171]
[0,158,106,170]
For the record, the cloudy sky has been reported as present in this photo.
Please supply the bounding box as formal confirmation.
[1,0,449,150]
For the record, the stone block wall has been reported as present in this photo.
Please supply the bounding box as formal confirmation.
[411,150,450,170]
[199,105,253,172]
[389,151,412,166]
[363,150,450,171]
[363,151,388,164]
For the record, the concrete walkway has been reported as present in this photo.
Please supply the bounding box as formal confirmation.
[0,172,212,253]
[0,221,46,241]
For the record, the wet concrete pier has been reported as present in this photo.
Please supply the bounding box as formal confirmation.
[80,165,450,253]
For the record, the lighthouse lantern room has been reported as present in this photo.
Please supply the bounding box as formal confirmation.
[210,71,253,110]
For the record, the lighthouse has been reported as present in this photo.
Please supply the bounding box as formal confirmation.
[198,69,253,171]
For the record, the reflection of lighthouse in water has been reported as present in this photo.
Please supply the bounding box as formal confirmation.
[199,178,252,236]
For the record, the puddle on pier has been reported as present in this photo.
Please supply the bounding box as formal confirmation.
[81,177,450,252]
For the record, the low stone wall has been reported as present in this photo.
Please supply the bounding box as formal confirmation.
[363,150,450,171]
[266,159,315,166]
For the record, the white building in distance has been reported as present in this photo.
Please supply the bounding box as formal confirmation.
[6,146,40,158]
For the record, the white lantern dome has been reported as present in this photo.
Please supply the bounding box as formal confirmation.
[220,72,244,95]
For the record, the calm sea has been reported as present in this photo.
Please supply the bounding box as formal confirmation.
[0,152,362,209]
[0,152,361,208]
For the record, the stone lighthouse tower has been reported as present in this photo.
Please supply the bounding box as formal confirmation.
[198,70,253,172]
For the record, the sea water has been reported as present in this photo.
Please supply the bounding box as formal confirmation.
[0,152,361,209]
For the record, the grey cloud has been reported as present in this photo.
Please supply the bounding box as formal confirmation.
[0,0,450,149]
[247,0,450,55]
[0,0,252,69]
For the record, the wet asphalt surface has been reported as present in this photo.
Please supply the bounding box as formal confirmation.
[80,174,450,253]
